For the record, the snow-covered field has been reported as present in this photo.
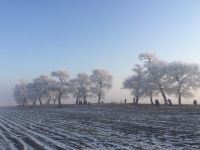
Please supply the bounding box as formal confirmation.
[0,104,200,150]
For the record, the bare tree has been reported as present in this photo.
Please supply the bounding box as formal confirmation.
[90,69,112,104]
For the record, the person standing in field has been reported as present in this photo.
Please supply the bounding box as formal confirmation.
[193,100,197,106]
[155,99,160,107]
[133,98,136,104]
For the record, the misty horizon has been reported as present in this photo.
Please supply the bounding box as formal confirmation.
[1,0,200,106]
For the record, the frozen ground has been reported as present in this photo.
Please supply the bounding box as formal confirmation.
[0,104,200,150]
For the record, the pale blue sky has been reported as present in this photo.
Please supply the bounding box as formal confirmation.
[0,0,200,105]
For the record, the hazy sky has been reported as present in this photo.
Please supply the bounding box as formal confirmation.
[1,0,200,106]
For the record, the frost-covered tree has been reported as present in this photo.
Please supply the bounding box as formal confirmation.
[33,75,55,105]
[26,82,39,105]
[47,90,59,105]
[75,73,92,103]
[13,80,28,106]
[51,70,69,106]
[139,53,169,104]
[69,79,83,104]
[142,73,159,105]
[90,69,112,103]
[166,62,200,105]
[123,65,145,104]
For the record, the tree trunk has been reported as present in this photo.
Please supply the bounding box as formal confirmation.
[135,96,139,104]
[53,90,59,105]
[159,87,167,105]
[33,99,37,105]
[150,92,154,105]
[39,97,42,105]
[178,94,182,105]
[177,84,182,105]
[53,96,58,105]
[46,96,51,104]
[98,93,101,104]
[58,91,62,106]
[84,96,87,105]
[98,85,102,104]
[155,80,167,105]
[148,63,167,105]
[76,97,79,104]
[133,98,136,104]
[24,98,27,106]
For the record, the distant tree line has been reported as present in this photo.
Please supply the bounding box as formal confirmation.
[13,69,112,106]
[14,53,200,107]
[124,53,200,105]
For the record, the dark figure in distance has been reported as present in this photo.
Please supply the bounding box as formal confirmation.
[125,99,127,104]
[133,98,136,104]
[167,99,172,106]
[80,100,83,105]
[193,100,197,106]
[84,100,87,105]
[155,99,160,107]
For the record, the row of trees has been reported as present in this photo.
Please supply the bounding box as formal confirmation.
[124,53,200,105]
[13,69,112,106]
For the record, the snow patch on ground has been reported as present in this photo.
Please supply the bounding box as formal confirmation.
[0,105,200,149]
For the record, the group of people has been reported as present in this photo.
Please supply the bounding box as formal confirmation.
[77,100,104,105]
[123,98,198,106]
[155,99,172,107]
[78,100,90,105]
